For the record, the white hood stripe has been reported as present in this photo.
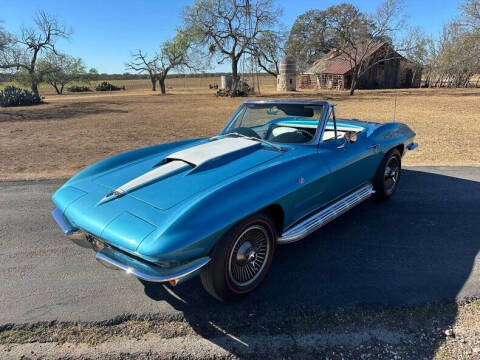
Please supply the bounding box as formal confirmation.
[97,160,189,205]
[167,137,259,166]
[97,138,259,205]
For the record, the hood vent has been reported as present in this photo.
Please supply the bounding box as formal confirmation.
[167,137,261,166]
[97,137,262,205]
[166,137,261,173]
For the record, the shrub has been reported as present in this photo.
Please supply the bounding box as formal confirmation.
[95,81,125,91]
[67,85,92,92]
[215,80,251,97]
[216,88,248,97]
[0,86,42,107]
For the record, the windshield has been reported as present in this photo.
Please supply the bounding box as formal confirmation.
[222,103,323,144]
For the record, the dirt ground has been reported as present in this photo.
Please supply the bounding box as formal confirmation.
[1,300,480,359]
[1,81,479,180]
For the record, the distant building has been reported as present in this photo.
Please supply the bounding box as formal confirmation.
[300,42,422,90]
[276,58,297,92]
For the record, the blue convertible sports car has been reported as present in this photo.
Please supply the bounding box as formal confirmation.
[52,100,417,301]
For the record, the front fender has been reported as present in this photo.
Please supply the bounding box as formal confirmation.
[136,149,325,260]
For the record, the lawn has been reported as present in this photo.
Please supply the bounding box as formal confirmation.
[0,81,479,181]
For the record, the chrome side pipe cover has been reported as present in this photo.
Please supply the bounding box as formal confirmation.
[278,184,375,244]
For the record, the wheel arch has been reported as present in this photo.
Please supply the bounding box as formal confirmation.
[394,143,405,156]
[260,204,285,235]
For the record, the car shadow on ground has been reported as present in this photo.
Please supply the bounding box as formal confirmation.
[141,169,480,358]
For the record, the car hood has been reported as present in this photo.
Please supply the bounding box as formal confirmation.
[92,137,283,210]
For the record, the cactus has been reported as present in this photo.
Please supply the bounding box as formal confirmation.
[0,86,42,107]
[67,85,91,92]
[95,81,124,91]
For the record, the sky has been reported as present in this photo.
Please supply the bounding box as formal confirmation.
[0,0,464,74]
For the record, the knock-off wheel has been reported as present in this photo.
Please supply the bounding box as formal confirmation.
[200,213,276,302]
[373,148,402,200]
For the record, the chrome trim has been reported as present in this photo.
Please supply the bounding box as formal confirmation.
[51,207,78,236]
[95,251,211,283]
[406,142,418,151]
[277,184,375,244]
[52,207,210,283]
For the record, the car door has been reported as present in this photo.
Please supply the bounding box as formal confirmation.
[318,107,380,201]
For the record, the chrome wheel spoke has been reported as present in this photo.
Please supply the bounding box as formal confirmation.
[384,157,399,192]
[228,225,270,287]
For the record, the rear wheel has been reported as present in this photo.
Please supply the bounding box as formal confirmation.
[200,213,276,302]
[373,148,402,200]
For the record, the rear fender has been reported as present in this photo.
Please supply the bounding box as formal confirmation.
[369,122,416,156]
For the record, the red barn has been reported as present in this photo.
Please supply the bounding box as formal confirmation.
[300,42,422,90]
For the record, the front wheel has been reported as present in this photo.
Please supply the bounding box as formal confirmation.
[373,148,402,200]
[200,213,276,302]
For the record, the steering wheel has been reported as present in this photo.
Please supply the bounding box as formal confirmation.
[227,127,261,139]
[293,128,315,139]
[273,126,314,140]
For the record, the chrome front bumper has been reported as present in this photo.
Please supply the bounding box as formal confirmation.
[51,207,210,284]
[95,248,210,284]
[52,207,78,236]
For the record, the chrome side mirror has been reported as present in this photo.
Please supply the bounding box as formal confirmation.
[344,131,357,143]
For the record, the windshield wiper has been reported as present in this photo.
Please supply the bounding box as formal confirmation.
[224,132,285,152]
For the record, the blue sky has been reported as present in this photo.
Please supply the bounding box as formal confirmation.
[1,0,463,74]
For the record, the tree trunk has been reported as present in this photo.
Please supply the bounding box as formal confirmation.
[424,75,430,88]
[349,83,356,96]
[349,67,360,96]
[29,51,40,97]
[231,58,239,92]
[159,77,166,95]
[52,83,61,95]
[150,77,156,91]
[349,74,357,96]
[31,80,39,97]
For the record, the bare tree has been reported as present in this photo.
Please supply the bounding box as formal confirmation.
[434,22,480,87]
[156,31,194,94]
[125,50,159,91]
[40,54,87,94]
[325,0,407,95]
[0,23,11,51]
[0,11,71,96]
[419,1,480,88]
[285,9,337,72]
[184,0,281,91]
[248,30,287,77]
[285,1,408,94]
[460,0,480,32]
[403,28,436,87]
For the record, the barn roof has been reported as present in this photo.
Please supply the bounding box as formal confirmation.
[304,42,388,75]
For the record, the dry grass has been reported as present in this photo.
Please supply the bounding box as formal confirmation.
[0,82,479,181]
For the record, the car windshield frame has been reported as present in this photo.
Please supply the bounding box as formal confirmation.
[220,100,329,146]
